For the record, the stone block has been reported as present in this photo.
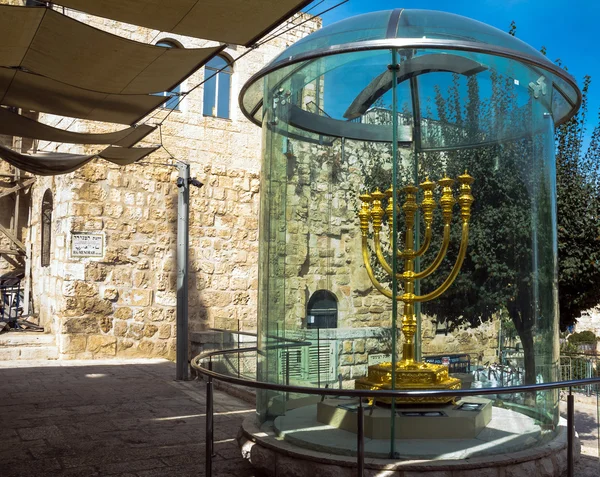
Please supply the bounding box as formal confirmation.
[63,316,99,334]
[158,324,171,339]
[98,316,113,333]
[59,334,87,354]
[64,280,97,298]
[75,163,107,182]
[85,262,107,282]
[114,307,132,320]
[76,183,107,202]
[354,340,366,354]
[342,340,353,354]
[128,323,144,340]
[81,297,113,315]
[138,340,155,355]
[536,456,555,477]
[505,461,537,477]
[455,468,498,477]
[143,324,158,338]
[87,335,117,355]
[103,287,118,301]
[20,346,59,360]
[0,348,20,360]
[114,320,127,337]
[64,263,85,281]
[119,289,153,307]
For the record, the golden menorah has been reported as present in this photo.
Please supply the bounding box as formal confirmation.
[355,172,474,404]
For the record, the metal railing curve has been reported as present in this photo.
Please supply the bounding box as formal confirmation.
[192,347,600,477]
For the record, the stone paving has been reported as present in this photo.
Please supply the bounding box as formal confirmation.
[0,359,255,477]
[1,358,599,476]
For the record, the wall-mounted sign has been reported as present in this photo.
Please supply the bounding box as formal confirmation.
[71,233,104,258]
[368,353,392,367]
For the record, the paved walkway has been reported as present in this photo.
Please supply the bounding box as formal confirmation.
[1,359,598,476]
[0,359,255,477]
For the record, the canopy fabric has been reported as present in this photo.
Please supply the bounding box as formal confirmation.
[51,0,313,46]
[0,5,223,95]
[0,68,165,125]
[0,143,159,176]
[0,108,156,147]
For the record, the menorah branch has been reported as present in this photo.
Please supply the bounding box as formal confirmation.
[414,221,470,303]
[413,223,451,280]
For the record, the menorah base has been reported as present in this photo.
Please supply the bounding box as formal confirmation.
[355,361,461,405]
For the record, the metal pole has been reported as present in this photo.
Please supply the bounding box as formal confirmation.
[285,350,290,402]
[317,327,321,388]
[206,362,214,477]
[567,388,574,477]
[357,399,364,477]
[176,163,190,380]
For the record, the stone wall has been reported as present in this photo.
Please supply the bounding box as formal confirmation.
[13,7,321,359]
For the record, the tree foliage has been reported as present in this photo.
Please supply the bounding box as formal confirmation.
[358,47,600,384]
[556,75,600,328]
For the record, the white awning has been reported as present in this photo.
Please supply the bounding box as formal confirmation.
[0,143,160,176]
[52,0,313,46]
[0,5,223,95]
[0,68,166,125]
[0,108,156,147]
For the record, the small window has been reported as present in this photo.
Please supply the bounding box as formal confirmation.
[41,189,53,267]
[306,290,338,329]
[156,40,181,110]
[203,55,232,119]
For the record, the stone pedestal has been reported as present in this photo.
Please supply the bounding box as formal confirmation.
[317,397,492,439]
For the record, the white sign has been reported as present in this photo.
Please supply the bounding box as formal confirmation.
[71,233,104,258]
[368,353,392,366]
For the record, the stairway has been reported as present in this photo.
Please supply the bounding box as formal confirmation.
[0,332,59,360]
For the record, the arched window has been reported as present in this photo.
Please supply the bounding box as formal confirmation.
[41,189,53,267]
[306,290,338,329]
[156,40,181,110]
[203,55,232,119]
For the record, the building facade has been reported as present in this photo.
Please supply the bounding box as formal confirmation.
[0,4,321,360]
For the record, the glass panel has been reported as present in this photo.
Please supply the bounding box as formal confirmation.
[217,72,231,119]
[399,10,545,59]
[207,55,228,70]
[203,73,217,116]
[271,10,392,65]
[256,44,561,461]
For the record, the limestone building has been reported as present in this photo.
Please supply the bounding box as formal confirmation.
[0,3,321,360]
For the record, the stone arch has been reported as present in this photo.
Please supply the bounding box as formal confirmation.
[306,289,338,329]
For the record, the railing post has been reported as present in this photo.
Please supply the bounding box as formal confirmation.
[285,351,290,402]
[567,387,574,477]
[357,398,364,477]
[206,360,214,477]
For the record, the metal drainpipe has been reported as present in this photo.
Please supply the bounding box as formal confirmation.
[176,163,190,381]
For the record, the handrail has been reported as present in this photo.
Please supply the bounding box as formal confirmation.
[192,346,600,398]
[194,346,598,477]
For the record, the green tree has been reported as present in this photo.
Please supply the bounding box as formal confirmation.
[556,76,600,329]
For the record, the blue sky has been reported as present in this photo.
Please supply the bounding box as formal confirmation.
[319,0,600,135]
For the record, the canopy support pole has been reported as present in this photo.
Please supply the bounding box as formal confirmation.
[176,162,190,381]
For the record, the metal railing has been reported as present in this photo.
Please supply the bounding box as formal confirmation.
[0,279,21,327]
[192,346,600,477]
[561,354,600,395]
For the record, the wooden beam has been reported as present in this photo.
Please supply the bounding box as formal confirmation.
[0,249,25,256]
[0,223,25,252]
[0,178,35,200]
